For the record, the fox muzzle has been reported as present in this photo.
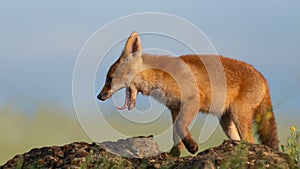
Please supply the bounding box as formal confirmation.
[97,89,112,101]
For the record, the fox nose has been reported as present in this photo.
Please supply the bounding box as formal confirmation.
[97,93,105,101]
[98,91,111,101]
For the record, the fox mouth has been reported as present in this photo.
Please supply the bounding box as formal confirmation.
[116,87,132,110]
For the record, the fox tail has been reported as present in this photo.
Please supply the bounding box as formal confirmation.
[254,91,279,150]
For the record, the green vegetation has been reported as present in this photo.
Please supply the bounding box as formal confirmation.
[281,126,300,164]
[80,154,92,169]
[15,156,23,169]
[220,141,248,169]
[0,105,90,165]
[79,151,133,169]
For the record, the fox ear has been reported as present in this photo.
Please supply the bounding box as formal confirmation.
[123,31,142,58]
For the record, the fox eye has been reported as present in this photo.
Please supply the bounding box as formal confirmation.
[107,77,113,83]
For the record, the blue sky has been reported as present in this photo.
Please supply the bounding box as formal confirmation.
[0,1,299,122]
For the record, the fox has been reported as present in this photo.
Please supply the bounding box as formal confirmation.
[97,31,279,156]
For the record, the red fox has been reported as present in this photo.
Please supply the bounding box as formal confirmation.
[97,32,279,156]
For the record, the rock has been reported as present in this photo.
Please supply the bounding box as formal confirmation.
[0,138,298,169]
[97,135,160,158]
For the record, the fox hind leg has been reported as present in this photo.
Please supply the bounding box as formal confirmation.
[219,111,241,140]
[230,102,255,143]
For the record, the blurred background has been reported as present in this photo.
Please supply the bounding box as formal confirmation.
[1,0,300,165]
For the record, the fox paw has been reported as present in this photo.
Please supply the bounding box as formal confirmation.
[183,139,198,154]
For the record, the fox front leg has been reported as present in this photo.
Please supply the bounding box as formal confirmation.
[173,103,199,154]
[169,109,184,157]
[128,85,138,110]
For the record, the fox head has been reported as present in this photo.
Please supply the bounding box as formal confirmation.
[97,32,142,109]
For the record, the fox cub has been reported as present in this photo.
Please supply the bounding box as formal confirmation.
[98,32,278,156]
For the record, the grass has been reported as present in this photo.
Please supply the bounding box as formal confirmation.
[15,156,23,169]
[220,141,248,169]
[80,154,92,169]
[281,126,300,164]
[0,105,90,165]
[79,152,133,169]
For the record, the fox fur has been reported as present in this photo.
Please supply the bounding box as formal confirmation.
[97,32,279,156]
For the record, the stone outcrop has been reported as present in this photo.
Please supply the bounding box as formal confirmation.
[1,136,297,169]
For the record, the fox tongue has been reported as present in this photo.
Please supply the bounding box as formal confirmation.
[116,87,130,110]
